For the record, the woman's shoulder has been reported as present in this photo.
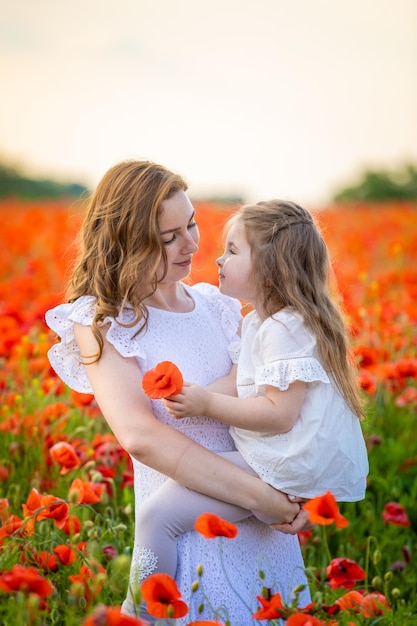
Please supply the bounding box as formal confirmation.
[45,296,98,332]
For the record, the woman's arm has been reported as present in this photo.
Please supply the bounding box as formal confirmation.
[74,323,299,525]
[164,381,306,433]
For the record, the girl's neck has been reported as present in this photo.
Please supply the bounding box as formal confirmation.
[144,282,194,313]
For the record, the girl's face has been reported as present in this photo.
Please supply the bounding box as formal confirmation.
[157,190,199,283]
[216,219,257,304]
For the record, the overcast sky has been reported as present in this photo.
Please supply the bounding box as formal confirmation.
[1,0,417,206]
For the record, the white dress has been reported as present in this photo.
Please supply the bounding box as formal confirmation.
[46,283,310,625]
[230,309,369,501]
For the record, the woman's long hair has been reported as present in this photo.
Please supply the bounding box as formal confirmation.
[233,200,364,419]
[68,159,187,358]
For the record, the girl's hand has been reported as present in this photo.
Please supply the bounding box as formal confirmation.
[163,383,210,419]
[271,499,314,534]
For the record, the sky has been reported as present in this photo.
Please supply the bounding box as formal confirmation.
[1,0,417,206]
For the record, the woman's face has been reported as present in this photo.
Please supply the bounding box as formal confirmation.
[157,190,200,283]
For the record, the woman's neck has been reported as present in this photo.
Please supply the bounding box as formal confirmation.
[144,282,194,312]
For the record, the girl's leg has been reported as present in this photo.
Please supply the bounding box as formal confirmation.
[121,451,258,621]
[134,451,257,580]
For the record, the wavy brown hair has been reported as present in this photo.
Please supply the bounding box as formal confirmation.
[67,159,188,359]
[229,200,364,419]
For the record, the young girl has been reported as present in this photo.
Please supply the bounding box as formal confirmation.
[133,199,369,592]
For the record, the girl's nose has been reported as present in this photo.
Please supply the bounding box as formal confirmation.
[216,255,223,266]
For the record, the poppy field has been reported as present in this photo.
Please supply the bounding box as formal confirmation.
[0,197,417,625]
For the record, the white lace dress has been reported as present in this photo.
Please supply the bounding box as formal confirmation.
[46,283,310,625]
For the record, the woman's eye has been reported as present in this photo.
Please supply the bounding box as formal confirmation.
[163,235,176,245]
[188,221,198,230]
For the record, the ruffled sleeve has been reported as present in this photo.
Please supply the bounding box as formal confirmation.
[253,310,330,391]
[45,296,147,393]
[192,283,242,343]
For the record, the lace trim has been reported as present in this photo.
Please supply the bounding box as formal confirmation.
[255,356,330,390]
[130,547,159,582]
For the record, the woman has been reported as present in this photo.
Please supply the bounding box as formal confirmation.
[46,160,311,625]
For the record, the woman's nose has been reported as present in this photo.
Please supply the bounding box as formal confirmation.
[184,232,199,253]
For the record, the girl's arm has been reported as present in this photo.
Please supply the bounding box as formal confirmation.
[74,323,299,525]
[164,381,307,433]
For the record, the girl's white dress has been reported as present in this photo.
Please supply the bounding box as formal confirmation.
[46,283,310,625]
[229,309,369,501]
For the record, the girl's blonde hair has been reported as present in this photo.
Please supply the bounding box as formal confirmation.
[68,159,187,358]
[231,200,364,419]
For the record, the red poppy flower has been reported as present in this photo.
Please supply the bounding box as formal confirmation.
[36,495,70,530]
[194,513,238,539]
[140,573,189,619]
[0,514,25,540]
[336,590,390,617]
[49,441,81,474]
[70,389,95,407]
[382,502,410,527]
[252,592,285,620]
[0,564,54,597]
[31,550,59,572]
[326,558,366,589]
[336,589,364,611]
[69,478,105,505]
[360,592,390,617]
[142,361,183,399]
[69,562,106,607]
[82,604,148,625]
[303,491,349,528]
[61,515,82,536]
[53,544,78,566]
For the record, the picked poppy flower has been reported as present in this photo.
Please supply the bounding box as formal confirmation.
[382,502,410,527]
[0,564,54,597]
[326,557,366,589]
[194,513,238,539]
[140,573,189,619]
[303,491,349,528]
[142,361,183,399]
[82,604,148,625]
[49,441,81,474]
[252,592,285,620]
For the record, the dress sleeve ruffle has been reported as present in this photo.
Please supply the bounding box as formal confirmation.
[193,283,242,343]
[45,296,147,393]
[255,356,330,391]
[228,340,241,364]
